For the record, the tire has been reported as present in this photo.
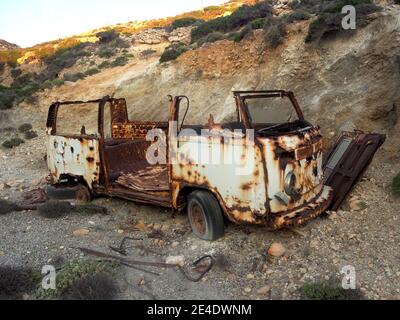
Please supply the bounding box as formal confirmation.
[187,190,225,241]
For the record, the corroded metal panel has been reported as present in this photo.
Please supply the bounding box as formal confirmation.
[171,133,268,224]
[47,135,101,188]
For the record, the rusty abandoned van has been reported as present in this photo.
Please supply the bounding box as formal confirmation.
[46,90,333,240]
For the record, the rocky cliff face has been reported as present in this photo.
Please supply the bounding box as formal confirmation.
[0,40,20,50]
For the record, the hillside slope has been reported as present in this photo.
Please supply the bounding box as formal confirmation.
[0,40,20,51]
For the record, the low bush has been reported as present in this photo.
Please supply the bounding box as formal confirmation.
[98,61,111,69]
[191,1,273,42]
[230,24,253,43]
[302,282,364,300]
[24,130,38,140]
[141,49,157,57]
[204,32,226,43]
[0,266,41,300]
[63,72,86,82]
[392,172,400,196]
[85,68,100,76]
[38,201,74,219]
[18,123,32,133]
[10,68,22,79]
[96,30,120,43]
[172,17,204,29]
[35,259,119,300]
[160,43,188,63]
[264,18,286,48]
[110,56,129,67]
[395,0,400,4]
[2,137,25,149]
[97,48,114,58]
[251,18,265,30]
[284,10,312,24]
[0,88,17,110]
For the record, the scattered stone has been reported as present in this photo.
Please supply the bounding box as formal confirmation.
[135,221,147,231]
[246,274,255,280]
[350,199,368,211]
[154,239,166,247]
[166,255,185,267]
[171,241,180,248]
[267,243,286,257]
[244,287,252,294]
[310,239,319,249]
[73,228,90,237]
[257,286,270,296]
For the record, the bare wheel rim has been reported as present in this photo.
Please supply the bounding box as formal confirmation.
[189,200,207,236]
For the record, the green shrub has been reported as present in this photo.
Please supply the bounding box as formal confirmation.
[191,1,273,42]
[63,72,86,82]
[392,172,400,196]
[97,48,114,58]
[10,68,22,79]
[302,283,347,300]
[172,17,204,29]
[264,18,286,48]
[160,43,188,63]
[45,43,91,73]
[302,282,364,300]
[0,89,17,110]
[98,61,111,69]
[24,130,38,140]
[110,56,129,67]
[108,37,130,49]
[229,25,253,43]
[284,10,311,24]
[18,123,32,133]
[85,68,100,76]
[2,137,25,149]
[141,49,157,57]
[52,78,65,87]
[205,32,226,43]
[35,259,118,300]
[96,30,119,43]
[251,18,265,30]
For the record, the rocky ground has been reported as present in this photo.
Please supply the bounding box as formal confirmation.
[0,121,399,300]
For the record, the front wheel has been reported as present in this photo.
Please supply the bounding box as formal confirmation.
[187,190,225,241]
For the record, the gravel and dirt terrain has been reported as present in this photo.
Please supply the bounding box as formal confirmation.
[0,122,399,300]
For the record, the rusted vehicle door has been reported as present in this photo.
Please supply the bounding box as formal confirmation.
[46,99,103,189]
[323,131,386,211]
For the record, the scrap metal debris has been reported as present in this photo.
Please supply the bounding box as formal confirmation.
[324,130,386,211]
[22,188,48,206]
[75,247,215,283]
[109,237,143,256]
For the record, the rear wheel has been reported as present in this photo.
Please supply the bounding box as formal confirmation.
[187,190,225,241]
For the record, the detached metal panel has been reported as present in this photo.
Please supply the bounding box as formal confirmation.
[323,131,386,211]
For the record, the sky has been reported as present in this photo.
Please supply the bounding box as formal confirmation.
[0,0,226,48]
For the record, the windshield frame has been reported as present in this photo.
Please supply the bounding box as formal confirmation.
[234,91,305,129]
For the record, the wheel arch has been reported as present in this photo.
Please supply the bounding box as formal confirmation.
[174,184,233,222]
